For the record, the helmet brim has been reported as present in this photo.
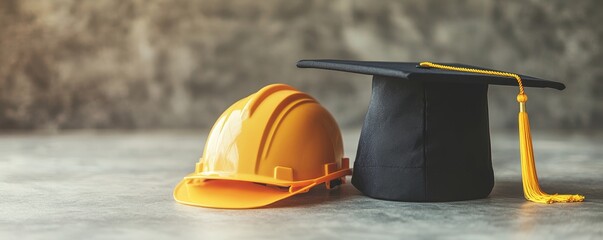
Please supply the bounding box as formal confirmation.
[173,179,311,209]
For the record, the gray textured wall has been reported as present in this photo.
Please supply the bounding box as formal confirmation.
[1,0,601,130]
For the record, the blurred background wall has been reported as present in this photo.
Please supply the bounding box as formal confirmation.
[0,0,601,131]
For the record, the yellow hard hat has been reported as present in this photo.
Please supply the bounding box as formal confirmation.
[174,84,351,209]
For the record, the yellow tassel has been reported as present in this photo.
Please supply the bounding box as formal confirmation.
[419,62,585,204]
[517,95,584,203]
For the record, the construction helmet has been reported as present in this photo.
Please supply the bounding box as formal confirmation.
[173,84,351,209]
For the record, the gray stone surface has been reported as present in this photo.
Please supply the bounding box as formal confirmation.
[1,130,602,239]
[1,0,602,130]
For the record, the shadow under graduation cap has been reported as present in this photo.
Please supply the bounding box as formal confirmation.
[297,59,565,202]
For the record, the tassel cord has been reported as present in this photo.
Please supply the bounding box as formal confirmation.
[419,62,584,204]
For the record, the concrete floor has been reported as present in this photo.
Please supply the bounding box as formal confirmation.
[1,130,602,239]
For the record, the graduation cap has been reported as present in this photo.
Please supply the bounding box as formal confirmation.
[297,59,584,203]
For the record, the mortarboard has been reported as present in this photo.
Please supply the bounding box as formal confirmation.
[297,59,584,203]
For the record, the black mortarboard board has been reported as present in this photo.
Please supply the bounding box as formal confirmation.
[296,59,566,202]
